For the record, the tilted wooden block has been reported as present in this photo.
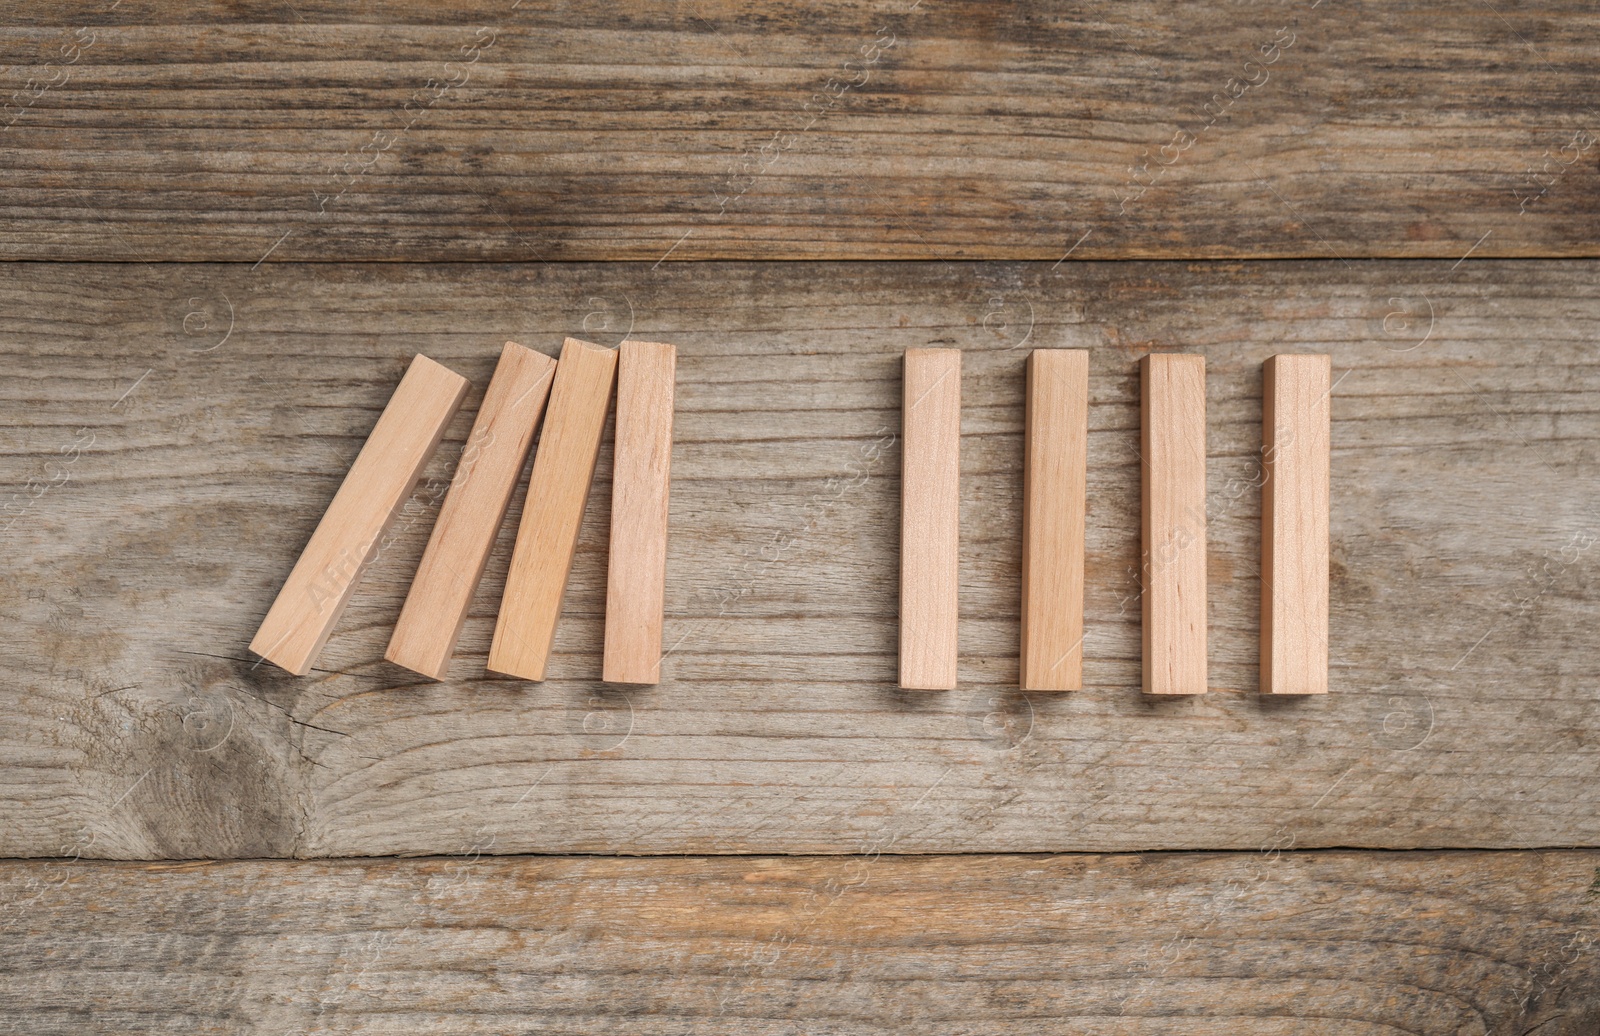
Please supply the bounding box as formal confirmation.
[1261,353,1332,695]
[1141,353,1207,696]
[250,354,470,676]
[603,340,677,685]
[385,342,557,680]
[488,337,618,681]
[900,348,961,691]
[1021,349,1088,691]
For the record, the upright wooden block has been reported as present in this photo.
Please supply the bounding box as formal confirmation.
[603,340,677,685]
[250,354,469,676]
[1261,353,1331,695]
[385,342,557,680]
[488,337,618,681]
[1020,349,1088,691]
[1140,353,1207,696]
[900,348,961,691]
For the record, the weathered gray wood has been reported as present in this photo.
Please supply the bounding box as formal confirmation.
[2,850,1597,1034]
[0,1,1597,261]
[1,260,1597,858]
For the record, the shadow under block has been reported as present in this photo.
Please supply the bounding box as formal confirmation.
[1020,349,1088,691]
[1140,353,1207,696]
[603,340,677,686]
[385,342,557,680]
[488,337,618,681]
[899,348,961,691]
[1261,353,1332,695]
[250,354,470,676]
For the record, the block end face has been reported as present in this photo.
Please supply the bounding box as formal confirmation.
[485,658,547,683]
[486,637,548,682]
[383,644,448,682]
[602,666,660,687]
[248,637,312,678]
[1020,673,1082,693]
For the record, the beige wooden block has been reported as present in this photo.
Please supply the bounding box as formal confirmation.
[488,337,618,681]
[1020,349,1088,691]
[900,348,961,690]
[250,354,470,676]
[1261,353,1332,695]
[603,340,677,685]
[385,342,557,680]
[1141,353,1207,696]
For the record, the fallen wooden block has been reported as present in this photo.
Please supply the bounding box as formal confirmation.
[1261,353,1332,695]
[488,337,618,681]
[1020,349,1088,691]
[900,347,961,691]
[385,342,557,680]
[1141,353,1207,696]
[250,354,470,676]
[603,340,677,685]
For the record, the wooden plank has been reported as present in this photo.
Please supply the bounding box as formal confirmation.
[2,261,1600,859]
[1,2,1599,262]
[900,348,961,690]
[386,342,556,681]
[249,354,468,676]
[489,338,617,682]
[1020,349,1088,692]
[1140,353,1207,696]
[1261,354,1331,696]
[603,340,677,686]
[2,850,1597,1034]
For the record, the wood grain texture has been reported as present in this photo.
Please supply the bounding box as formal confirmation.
[1020,349,1087,692]
[387,341,555,680]
[249,353,469,676]
[899,348,961,690]
[1,1,1599,262]
[2,850,1598,1034]
[1261,353,1331,696]
[488,337,617,682]
[2,260,1599,859]
[1140,354,1207,696]
[604,340,676,686]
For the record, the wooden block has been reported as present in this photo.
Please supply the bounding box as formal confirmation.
[1020,349,1088,691]
[1140,353,1207,696]
[1261,353,1332,695]
[385,342,557,680]
[250,354,469,676]
[900,348,961,690]
[603,340,677,685]
[488,337,618,681]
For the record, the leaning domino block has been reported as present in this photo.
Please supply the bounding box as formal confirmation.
[488,337,618,681]
[251,354,470,676]
[603,340,678,686]
[386,342,557,680]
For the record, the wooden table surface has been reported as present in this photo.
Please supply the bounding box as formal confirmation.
[3,2,1598,1032]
